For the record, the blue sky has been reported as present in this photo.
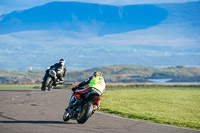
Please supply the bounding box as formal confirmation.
[0,0,199,48]
[0,0,199,15]
[0,0,200,47]
[0,0,200,69]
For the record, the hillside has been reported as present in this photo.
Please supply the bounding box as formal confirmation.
[0,65,200,84]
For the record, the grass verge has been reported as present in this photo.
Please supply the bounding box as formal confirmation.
[0,84,71,90]
[100,87,200,129]
[0,84,41,90]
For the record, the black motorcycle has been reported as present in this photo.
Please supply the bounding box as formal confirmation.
[41,68,63,91]
[63,88,101,124]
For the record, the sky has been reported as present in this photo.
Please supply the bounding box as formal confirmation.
[0,0,200,69]
[0,0,199,16]
[0,0,200,49]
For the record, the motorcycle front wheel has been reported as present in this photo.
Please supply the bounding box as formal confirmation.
[63,109,70,122]
[77,102,93,124]
[41,76,53,91]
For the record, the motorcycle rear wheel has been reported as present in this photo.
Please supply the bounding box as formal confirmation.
[77,102,93,124]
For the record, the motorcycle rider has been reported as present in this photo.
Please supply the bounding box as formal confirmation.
[72,71,106,110]
[45,59,67,86]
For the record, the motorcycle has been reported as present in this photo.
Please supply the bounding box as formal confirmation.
[63,88,101,124]
[41,68,63,91]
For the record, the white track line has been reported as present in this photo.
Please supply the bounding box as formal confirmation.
[96,111,200,132]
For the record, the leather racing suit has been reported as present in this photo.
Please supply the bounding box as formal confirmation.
[72,75,106,109]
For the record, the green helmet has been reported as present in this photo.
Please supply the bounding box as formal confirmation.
[92,71,102,77]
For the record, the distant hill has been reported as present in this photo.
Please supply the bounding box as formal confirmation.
[0,65,200,84]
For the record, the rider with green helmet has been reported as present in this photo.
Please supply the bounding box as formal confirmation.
[72,71,106,110]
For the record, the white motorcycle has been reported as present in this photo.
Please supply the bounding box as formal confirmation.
[41,68,63,91]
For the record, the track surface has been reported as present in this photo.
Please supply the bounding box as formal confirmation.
[0,89,199,133]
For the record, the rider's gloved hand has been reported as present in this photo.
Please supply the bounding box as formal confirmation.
[71,87,76,91]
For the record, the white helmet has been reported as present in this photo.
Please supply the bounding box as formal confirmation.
[59,59,65,66]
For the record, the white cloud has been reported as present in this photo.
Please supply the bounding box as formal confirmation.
[1,23,199,48]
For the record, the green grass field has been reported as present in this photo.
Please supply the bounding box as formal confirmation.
[0,84,41,90]
[0,84,69,90]
[100,87,200,129]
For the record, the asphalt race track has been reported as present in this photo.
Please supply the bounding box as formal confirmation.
[0,89,199,133]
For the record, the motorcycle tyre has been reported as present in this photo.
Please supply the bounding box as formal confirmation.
[41,82,46,91]
[77,102,93,124]
[63,109,70,122]
[41,76,52,91]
